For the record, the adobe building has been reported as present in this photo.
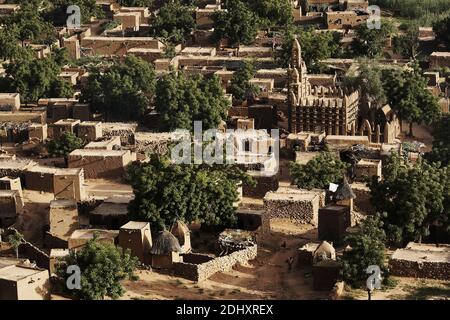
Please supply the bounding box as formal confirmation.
[77,121,102,142]
[170,220,191,254]
[68,229,119,250]
[68,149,133,179]
[0,190,22,227]
[84,136,121,151]
[49,199,79,241]
[24,165,57,193]
[54,168,86,202]
[90,195,132,229]
[0,93,20,111]
[51,119,80,139]
[0,159,34,178]
[354,158,382,182]
[0,260,50,300]
[430,52,450,69]
[119,221,152,264]
[79,36,164,56]
[318,204,350,245]
[101,122,138,145]
[151,231,183,269]
[324,11,369,29]
[113,12,141,31]
[28,123,48,141]
[72,103,91,122]
[313,259,340,291]
[0,176,23,199]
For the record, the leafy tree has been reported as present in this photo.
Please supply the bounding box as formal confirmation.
[368,153,450,244]
[47,132,85,165]
[150,1,195,43]
[340,215,388,287]
[212,0,259,46]
[118,0,154,7]
[127,154,253,230]
[46,0,103,26]
[155,72,230,131]
[229,61,260,102]
[2,48,74,103]
[7,230,24,259]
[0,26,21,61]
[81,55,155,121]
[433,15,450,49]
[342,60,386,107]
[290,152,350,190]
[247,0,293,29]
[276,27,343,72]
[382,66,441,136]
[393,23,420,59]
[351,20,396,58]
[57,237,138,300]
[426,114,450,167]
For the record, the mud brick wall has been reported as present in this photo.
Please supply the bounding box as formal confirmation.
[243,174,279,198]
[174,245,257,282]
[263,197,319,226]
[389,259,450,281]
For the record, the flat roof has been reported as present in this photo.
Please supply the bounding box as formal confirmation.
[391,243,450,264]
[69,149,129,157]
[0,264,46,282]
[121,221,148,230]
[50,199,77,209]
[70,229,119,240]
[264,187,320,202]
[431,52,450,57]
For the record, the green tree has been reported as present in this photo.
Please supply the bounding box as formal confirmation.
[118,0,154,7]
[155,72,230,131]
[433,15,450,49]
[57,237,138,300]
[276,27,343,72]
[382,66,441,136]
[290,152,350,190]
[47,132,85,165]
[426,114,450,166]
[352,20,396,58]
[7,230,24,259]
[0,26,21,61]
[229,61,260,102]
[247,0,293,29]
[81,55,155,121]
[393,23,420,59]
[46,0,103,26]
[368,153,450,244]
[340,215,388,287]
[127,154,253,230]
[150,1,195,43]
[212,0,259,46]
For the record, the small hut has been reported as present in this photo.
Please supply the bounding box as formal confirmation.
[334,177,356,211]
[150,231,182,269]
[313,240,336,264]
[170,220,191,254]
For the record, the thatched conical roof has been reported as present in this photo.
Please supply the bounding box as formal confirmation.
[335,177,356,200]
[150,231,182,255]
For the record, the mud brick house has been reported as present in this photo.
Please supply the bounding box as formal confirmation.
[430,52,450,69]
[354,158,382,182]
[101,122,138,145]
[0,190,22,227]
[51,119,80,139]
[0,259,49,300]
[24,165,57,193]
[119,7,150,21]
[0,176,23,198]
[85,136,121,151]
[77,121,102,142]
[90,195,132,229]
[325,11,369,29]
[48,199,79,241]
[389,243,450,281]
[0,93,20,111]
[263,187,324,232]
[113,12,141,31]
[0,159,34,178]
[79,36,164,56]
[54,168,85,202]
[68,149,133,179]
[119,221,152,264]
[318,204,351,245]
[68,229,119,250]
[72,104,91,122]
[243,170,279,198]
[28,123,48,141]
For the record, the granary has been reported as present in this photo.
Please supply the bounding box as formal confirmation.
[119,221,152,264]
[354,158,382,182]
[68,149,133,179]
[48,199,79,242]
[263,186,324,233]
[77,121,102,142]
[84,136,121,151]
[150,231,183,269]
[0,190,22,227]
[334,178,356,211]
[0,176,23,199]
[0,93,20,111]
[318,205,351,244]
[51,119,81,139]
[170,221,191,254]
[68,229,119,250]
[389,243,450,281]
[90,195,132,229]
[0,258,49,300]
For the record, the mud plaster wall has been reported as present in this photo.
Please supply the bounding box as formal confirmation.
[173,245,257,282]
[389,259,450,281]
[68,154,130,179]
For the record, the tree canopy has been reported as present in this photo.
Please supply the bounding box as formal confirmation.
[47,132,85,164]
[351,20,396,58]
[393,23,420,59]
[247,0,293,29]
[212,0,259,46]
[155,72,230,132]
[127,154,253,231]
[426,114,450,167]
[340,215,388,287]
[290,152,350,190]
[229,61,260,102]
[81,55,155,122]
[433,15,450,49]
[57,237,138,300]
[368,153,450,244]
[118,0,154,7]
[46,0,103,26]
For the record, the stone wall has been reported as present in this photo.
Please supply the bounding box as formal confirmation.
[173,245,257,282]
